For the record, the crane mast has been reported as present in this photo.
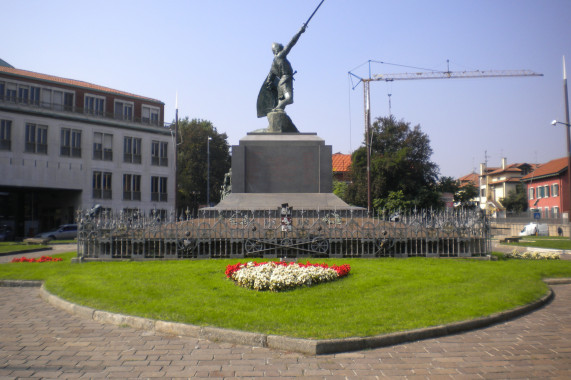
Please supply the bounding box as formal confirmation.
[350,66,543,214]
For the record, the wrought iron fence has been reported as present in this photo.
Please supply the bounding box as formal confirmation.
[76,208,490,261]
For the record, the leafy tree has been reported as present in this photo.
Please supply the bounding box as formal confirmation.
[455,183,479,207]
[437,176,459,194]
[332,180,348,201]
[175,117,231,214]
[501,183,528,213]
[372,190,412,212]
[346,116,440,209]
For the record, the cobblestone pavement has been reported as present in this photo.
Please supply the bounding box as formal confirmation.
[0,285,570,379]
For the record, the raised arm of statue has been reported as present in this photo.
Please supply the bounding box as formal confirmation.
[281,25,306,57]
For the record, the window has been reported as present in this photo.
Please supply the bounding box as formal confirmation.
[545,185,550,198]
[60,128,82,157]
[6,83,16,102]
[529,187,534,200]
[142,106,160,126]
[123,174,141,201]
[114,101,133,121]
[151,176,168,202]
[0,119,11,151]
[30,86,41,106]
[85,95,105,116]
[18,85,29,103]
[93,171,112,199]
[25,123,48,154]
[123,137,142,164]
[552,184,559,197]
[53,90,64,111]
[553,207,560,218]
[538,186,545,198]
[93,132,113,161]
[0,82,4,100]
[151,140,168,166]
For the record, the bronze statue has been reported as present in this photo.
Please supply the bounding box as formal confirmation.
[256,0,325,122]
[256,25,306,118]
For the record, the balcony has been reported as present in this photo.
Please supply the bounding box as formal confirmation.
[0,95,168,128]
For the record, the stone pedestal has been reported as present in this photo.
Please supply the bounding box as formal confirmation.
[266,111,298,133]
[231,133,332,193]
[210,132,361,211]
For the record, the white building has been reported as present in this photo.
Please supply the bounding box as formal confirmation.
[0,60,175,238]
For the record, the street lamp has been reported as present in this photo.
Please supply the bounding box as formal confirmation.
[552,56,571,231]
[207,136,212,207]
[551,120,570,127]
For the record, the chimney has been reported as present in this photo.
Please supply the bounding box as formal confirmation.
[480,163,486,175]
[501,157,507,170]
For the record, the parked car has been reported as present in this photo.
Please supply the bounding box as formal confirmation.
[0,225,14,241]
[519,223,548,237]
[36,224,78,240]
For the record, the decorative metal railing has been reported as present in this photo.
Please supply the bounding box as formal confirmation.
[76,208,490,261]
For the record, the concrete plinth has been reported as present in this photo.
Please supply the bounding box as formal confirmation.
[231,133,332,194]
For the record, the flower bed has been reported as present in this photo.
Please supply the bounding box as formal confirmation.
[11,256,63,263]
[505,249,560,260]
[226,261,351,292]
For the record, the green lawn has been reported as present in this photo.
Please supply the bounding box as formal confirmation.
[0,242,49,254]
[501,236,571,250]
[2,252,570,339]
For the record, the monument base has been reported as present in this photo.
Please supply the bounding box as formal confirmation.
[210,192,361,211]
[232,133,332,193]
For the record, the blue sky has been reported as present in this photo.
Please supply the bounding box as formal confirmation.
[3,0,571,178]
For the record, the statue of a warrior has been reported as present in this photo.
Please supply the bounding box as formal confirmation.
[256,25,306,118]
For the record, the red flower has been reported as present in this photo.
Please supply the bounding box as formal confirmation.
[11,256,63,263]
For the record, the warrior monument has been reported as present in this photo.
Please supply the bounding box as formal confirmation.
[255,0,325,133]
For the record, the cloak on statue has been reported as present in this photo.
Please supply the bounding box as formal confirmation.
[256,76,278,118]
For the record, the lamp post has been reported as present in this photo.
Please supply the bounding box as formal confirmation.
[552,120,571,226]
[552,56,571,229]
[207,136,212,207]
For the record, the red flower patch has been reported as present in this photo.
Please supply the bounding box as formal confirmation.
[11,256,63,263]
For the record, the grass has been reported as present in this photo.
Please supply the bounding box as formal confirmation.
[501,236,571,250]
[0,242,49,254]
[2,252,571,339]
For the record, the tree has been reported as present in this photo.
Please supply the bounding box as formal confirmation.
[455,183,479,208]
[501,183,528,213]
[332,180,348,201]
[346,116,440,209]
[437,176,459,195]
[175,117,231,214]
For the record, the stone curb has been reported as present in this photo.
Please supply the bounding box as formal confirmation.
[2,279,569,355]
[0,247,52,257]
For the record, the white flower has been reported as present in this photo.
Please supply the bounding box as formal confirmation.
[230,262,341,292]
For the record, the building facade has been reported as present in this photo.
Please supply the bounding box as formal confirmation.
[0,63,174,238]
[521,157,569,219]
[478,158,534,215]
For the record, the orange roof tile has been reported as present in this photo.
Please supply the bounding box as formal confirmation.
[522,157,568,181]
[458,173,478,187]
[332,153,351,172]
[0,65,162,104]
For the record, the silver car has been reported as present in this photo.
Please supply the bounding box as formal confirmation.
[36,224,78,240]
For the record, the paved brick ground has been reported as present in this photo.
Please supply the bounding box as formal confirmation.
[1,285,570,379]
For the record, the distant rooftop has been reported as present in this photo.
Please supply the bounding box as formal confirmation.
[0,64,162,104]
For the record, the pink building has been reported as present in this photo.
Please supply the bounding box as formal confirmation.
[521,157,569,219]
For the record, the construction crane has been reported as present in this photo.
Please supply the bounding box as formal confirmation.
[348,62,543,214]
